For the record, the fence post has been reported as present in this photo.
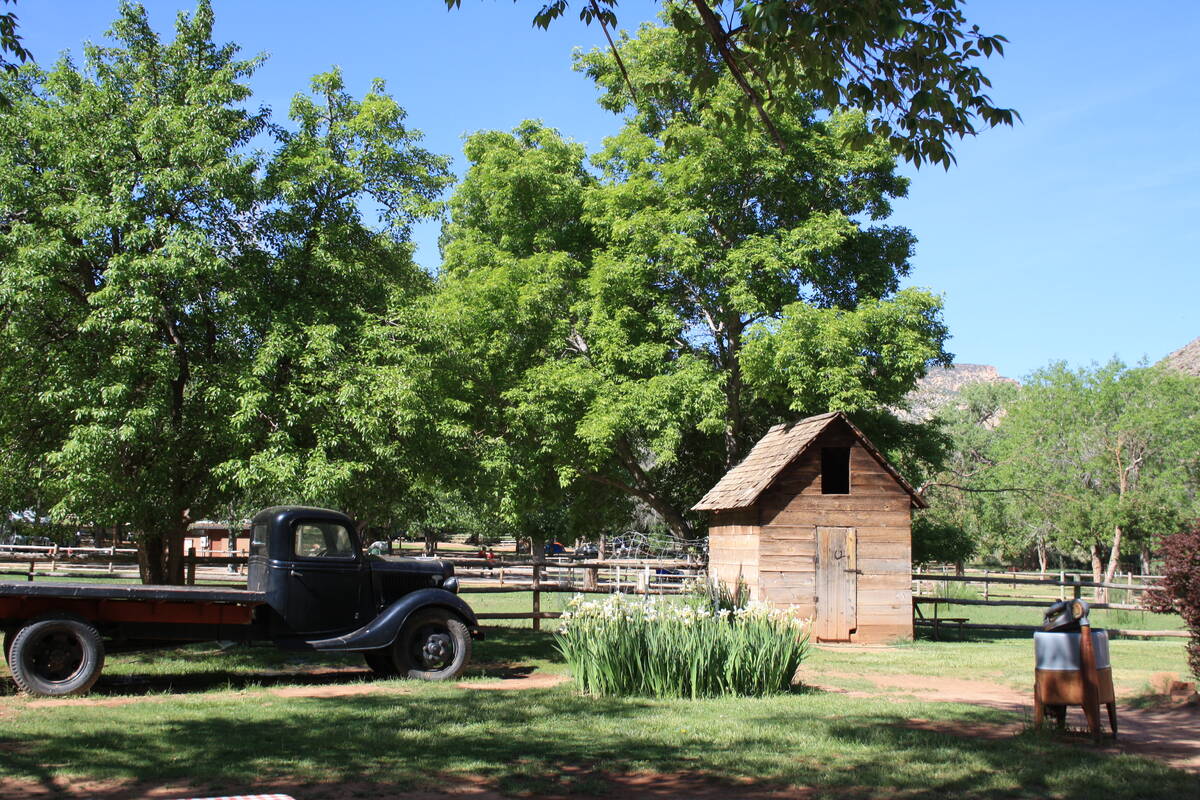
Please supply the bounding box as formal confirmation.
[532,562,542,632]
[583,565,598,591]
[1072,573,1081,600]
[1059,570,1065,601]
[27,559,35,582]
[983,570,989,602]
[186,547,196,586]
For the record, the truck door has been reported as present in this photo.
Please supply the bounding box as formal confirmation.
[283,519,368,637]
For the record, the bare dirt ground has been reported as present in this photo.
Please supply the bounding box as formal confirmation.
[797,668,1200,773]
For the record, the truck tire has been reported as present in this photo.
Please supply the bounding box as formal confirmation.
[363,648,398,677]
[8,617,105,697]
[393,609,470,681]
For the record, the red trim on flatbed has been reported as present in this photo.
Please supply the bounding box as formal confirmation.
[0,596,258,625]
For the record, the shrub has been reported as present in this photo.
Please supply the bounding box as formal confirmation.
[1144,523,1200,681]
[556,595,810,698]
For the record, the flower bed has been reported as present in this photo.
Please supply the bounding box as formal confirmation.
[556,595,810,698]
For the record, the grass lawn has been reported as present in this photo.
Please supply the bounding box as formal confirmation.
[1,623,1197,798]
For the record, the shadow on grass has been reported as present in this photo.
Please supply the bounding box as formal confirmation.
[1,685,1196,799]
[475,626,564,664]
[1,628,564,698]
[913,627,1031,644]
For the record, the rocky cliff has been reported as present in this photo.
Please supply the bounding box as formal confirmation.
[1161,337,1200,376]
[899,363,1019,422]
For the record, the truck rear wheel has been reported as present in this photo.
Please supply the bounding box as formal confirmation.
[9,617,105,697]
[394,609,470,681]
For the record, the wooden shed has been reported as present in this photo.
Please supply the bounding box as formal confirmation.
[693,411,926,644]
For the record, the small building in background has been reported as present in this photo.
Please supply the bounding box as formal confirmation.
[693,411,926,644]
[184,521,251,557]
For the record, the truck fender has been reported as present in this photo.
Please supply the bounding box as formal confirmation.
[303,588,480,652]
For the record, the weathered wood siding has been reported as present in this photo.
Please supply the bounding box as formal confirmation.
[755,422,913,643]
[707,507,760,601]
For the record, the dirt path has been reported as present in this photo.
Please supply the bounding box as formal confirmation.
[798,668,1200,773]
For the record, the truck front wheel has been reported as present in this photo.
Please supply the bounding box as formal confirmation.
[393,609,470,681]
[363,649,398,677]
[8,617,105,697]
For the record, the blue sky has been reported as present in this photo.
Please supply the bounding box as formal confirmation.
[14,1,1200,380]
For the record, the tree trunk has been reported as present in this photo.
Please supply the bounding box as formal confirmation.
[136,525,187,586]
[164,526,185,585]
[1103,524,1124,586]
[1139,544,1152,576]
[1037,539,1049,575]
[723,324,744,470]
[138,536,165,584]
[1089,542,1105,602]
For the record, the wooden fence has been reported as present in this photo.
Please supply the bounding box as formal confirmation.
[447,557,707,629]
[0,548,708,630]
[2,548,1187,639]
[911,571,1186,639]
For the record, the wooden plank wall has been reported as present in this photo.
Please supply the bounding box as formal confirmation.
[707,508,760,601]
[757,423,913,643]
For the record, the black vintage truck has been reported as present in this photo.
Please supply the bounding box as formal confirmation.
[0,506,481,697]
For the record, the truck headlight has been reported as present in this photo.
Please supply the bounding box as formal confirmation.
[443,576,460,594]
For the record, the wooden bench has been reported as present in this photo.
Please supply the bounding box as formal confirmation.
[913,600,969,640]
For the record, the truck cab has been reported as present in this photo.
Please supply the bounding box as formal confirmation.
[245,506,481,675]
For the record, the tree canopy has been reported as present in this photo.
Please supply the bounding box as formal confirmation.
[0,2,453,579]
[445,0,1018,167]
[433,22,950,541]
[921,362,1200,578]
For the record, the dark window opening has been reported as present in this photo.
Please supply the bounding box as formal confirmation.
[821,447,851,494]
[249,523,268,557]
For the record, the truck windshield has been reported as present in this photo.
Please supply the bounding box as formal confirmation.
[293,522,355,559]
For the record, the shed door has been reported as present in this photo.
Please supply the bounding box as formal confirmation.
[816,527,857,641]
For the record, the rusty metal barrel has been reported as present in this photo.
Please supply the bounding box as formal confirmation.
[1033,599,1117,741]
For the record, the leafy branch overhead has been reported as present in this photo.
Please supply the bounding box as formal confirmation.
[0,0,31,107]
[445,0,1019,167]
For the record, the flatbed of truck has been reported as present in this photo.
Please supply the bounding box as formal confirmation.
[0,580,266,605]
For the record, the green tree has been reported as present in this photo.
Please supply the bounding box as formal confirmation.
[445,0,1017,167]
[429,122,633,550]
[219,68,453,532]
[992,361,1200,583]
[0,1,265,582]
[435,22,950,541]
[0,0,30,107]
[917,380,1030,569]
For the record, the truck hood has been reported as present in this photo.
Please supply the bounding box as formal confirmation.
[368,556,453,577]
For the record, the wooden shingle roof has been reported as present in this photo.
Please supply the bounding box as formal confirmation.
[691,411,927,511]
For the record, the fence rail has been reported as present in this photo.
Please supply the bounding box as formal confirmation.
[910,570,1185,639]
[1,551,1186,639]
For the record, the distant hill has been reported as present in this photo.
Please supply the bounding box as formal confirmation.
[899,363,1019,422]
[1161,337,1200,376]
